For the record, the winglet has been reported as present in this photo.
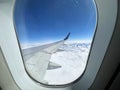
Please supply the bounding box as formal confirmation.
[64,32,71,40]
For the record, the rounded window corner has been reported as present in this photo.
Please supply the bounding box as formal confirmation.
[13,0,97,87]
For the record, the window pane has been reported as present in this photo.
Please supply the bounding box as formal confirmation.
[14,0,97,85]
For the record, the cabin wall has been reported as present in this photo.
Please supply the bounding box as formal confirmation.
[90,0,120,89]
[0,48,20,90]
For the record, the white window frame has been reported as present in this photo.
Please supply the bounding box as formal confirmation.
[0,0,118,90]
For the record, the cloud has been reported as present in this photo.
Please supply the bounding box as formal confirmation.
[44,42,90,84]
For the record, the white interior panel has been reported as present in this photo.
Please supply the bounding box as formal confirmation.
[0,0,118,90]
[73,0,117,90]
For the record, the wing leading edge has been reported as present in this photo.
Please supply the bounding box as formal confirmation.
[22,33,70,83]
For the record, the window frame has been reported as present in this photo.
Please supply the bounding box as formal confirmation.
[0,0,118,89]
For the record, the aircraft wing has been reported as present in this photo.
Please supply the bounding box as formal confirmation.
[22,32,70,83]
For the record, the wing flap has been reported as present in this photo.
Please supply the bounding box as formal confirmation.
[47,61,61,70]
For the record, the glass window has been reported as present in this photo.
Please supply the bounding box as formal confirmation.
[14,0,97,86]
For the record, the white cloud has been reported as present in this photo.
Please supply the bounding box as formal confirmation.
[44,42,91,84]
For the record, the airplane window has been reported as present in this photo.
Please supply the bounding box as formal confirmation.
[14,0,97,86]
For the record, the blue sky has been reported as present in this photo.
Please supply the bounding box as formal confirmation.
[14,0,97,44]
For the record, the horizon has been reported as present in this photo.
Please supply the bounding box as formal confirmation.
[21,39,92,49]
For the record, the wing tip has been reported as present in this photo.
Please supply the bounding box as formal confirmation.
[64,32,71,40]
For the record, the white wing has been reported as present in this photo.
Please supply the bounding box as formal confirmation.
[22,33,70,83]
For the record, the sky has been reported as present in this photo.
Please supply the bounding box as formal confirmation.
[14,0,97,44]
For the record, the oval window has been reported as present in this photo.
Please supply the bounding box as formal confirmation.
[14,0,97,86]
